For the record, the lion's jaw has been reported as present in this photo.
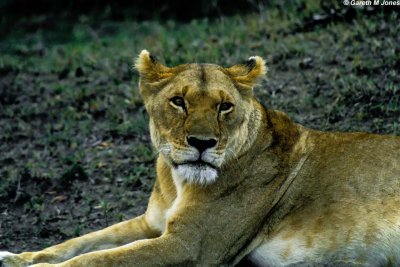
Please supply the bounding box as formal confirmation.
[172,147,223,184]
[152,128,224,184]
[174,163,218,185]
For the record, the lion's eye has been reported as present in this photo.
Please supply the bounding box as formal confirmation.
[170,96,186,109]
[219,102,234,113]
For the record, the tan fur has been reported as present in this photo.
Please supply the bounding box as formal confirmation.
[1,51,400,267]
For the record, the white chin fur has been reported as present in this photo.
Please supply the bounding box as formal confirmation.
[175,164,218,184]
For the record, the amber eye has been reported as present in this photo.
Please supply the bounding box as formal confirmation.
[170,96,185,109]
[219,102,234,112]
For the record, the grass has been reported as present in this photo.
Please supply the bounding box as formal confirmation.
[0,1,399,252]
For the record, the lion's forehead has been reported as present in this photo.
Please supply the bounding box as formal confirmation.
[161,65,238,109]
[172,64,233,91]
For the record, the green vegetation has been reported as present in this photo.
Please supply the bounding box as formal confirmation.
[0,1,399,252]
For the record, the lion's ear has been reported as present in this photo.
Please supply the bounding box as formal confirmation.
[134,50,173,86]
[226,56,267,92]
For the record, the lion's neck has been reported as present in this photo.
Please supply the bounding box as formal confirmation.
[222,103,308,195]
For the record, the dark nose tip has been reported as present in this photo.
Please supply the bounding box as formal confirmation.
[187,136,217,153]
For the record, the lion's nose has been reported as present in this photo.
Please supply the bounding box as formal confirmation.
[187,136,217,153]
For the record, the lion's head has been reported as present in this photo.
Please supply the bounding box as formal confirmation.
[135,50,267,184]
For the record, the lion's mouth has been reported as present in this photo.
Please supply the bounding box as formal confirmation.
[175,160,217,170]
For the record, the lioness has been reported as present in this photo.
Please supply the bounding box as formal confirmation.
[1,50,400,267]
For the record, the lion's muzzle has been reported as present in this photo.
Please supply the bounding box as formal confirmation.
[169,136,221,184]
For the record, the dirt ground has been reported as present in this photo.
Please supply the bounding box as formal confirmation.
[0,2,399,260]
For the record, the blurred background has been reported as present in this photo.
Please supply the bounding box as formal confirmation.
[0,0,399,257]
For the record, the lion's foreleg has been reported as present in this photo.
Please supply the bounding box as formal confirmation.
[28,235,198,267]
[1,214,160,266]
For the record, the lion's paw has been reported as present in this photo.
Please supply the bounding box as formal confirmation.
[0,252,31,267]
[0,252,16,267]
